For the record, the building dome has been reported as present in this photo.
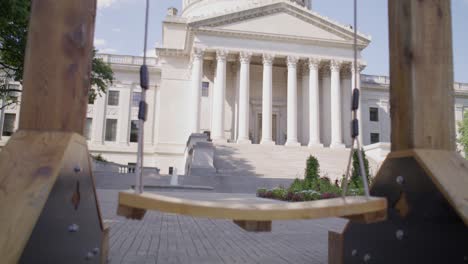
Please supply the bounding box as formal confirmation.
[181,0,311,18]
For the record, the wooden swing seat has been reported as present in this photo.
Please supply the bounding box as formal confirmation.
[117,191,387,225]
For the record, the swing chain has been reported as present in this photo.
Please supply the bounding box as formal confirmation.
[135,0,150,194]
[341,0,370,198]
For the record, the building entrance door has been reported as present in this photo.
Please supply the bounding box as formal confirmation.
[256,113,278,144]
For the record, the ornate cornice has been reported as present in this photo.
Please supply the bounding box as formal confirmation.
[156,48,189,58]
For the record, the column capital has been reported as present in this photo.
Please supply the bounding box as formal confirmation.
[287,56,299,68]
[192,48,204,59]
[308,58,321,70]
[351,61,367,72]
[262,53,275,66]
[330,60,342,72]
[239,51,252,64]
[216,50,228,61]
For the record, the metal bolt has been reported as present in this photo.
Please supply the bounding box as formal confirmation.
[364,254,371,262]
[85,251,94,260]
[396,229,404,240]
[68,224,79,232]
[74,166,82,173]
[351,249,358,257]
[92,247,100,255]
[396,176,404,185]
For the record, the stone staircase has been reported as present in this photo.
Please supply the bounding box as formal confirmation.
[213,143,377,182]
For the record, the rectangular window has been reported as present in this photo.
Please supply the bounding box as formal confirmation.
[370,133,380,144]
[2,113,16,136]
[130,120,139,143]
[105,119,117,141]
[201,82,209,97]
[107,90,120,106]
[132,92,141,107]
[85,118,92,140]
[369,107,379,122]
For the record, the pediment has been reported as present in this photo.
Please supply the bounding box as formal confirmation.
[189,2,370,46]
[216,12,345,41]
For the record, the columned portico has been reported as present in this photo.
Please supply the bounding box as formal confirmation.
[308,58,323,147]
[190,48,204,133]
[260,54,275,145]
[199,51,356,148]
[330,60,345,148]
[237,52,252,144]
[285,56,300,147]
[212,50,228,142]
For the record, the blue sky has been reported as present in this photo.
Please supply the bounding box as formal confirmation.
[94,0,468,82]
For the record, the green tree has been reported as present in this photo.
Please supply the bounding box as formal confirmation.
[350,149,370,189]
[304,155,320,182]
[458,111,468,157]
[0,0,114,108]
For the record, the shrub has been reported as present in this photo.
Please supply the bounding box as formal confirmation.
[304,155,320,182]
[257,188,268,197]
[271,187,287,200]
[92,154,107,162]
[289,178,305,193]
[350,149,370,188]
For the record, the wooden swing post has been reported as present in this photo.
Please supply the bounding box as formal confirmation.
[329,1,468,263]
[0,1,108,263]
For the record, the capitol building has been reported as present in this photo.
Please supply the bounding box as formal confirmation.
[1,0,467,175]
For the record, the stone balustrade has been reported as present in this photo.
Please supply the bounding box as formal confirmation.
[95,54,158,66]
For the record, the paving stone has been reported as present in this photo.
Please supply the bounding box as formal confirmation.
[97,189,346,264]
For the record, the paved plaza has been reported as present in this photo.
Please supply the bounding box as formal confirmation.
[97,187,346,264]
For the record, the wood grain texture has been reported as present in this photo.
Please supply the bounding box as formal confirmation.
[412,150,468,225]
[328,230,344,264]
[101,222,110,264]
[0,131,88,263]
[387,149,468,225]
[19,0,97,134]
[118,191,387,221]
[389,0,455,151]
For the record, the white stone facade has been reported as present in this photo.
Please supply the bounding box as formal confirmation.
[1,0,467,174]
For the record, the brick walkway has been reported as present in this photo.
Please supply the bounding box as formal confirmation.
[97,190,346,264]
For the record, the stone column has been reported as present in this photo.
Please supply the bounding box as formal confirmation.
[118,87,131,144]
[286,56,300,147]
[190,48,204,133]
[351,63,364,145]
[308,58,323,147]
[237,52,252,144]
[211,50,228,142]
[330,60,345,148]
[261,54,275,145]
[92,91,107,144]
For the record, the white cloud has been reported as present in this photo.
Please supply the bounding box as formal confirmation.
[99,48,118,53]
[94,38,106,47]
[98,0,143,9]
[97,0,117,8]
